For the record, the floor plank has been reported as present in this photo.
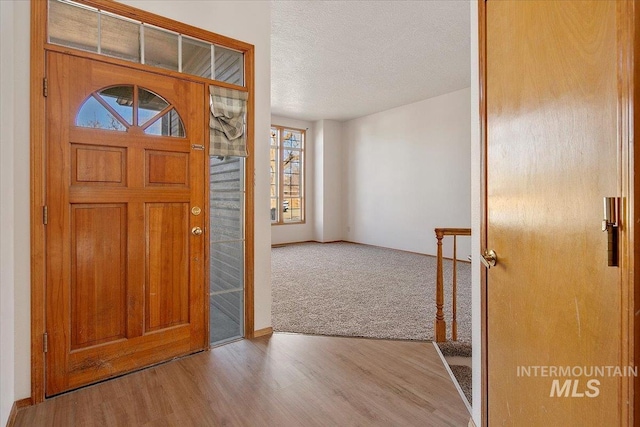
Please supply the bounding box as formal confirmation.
[15,333,470,426]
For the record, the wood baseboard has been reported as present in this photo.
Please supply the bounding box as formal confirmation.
[253,327,273,338]
[6,398,32,427]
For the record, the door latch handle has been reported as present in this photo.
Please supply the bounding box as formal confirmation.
[191,226,203,236]
[481,249,497,269]
[603,197,620,267]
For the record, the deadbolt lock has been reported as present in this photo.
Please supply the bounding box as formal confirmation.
[191,206,202,216]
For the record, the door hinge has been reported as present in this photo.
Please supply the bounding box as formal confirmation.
[43,332,48,353]
[43,77,48,97]
[43,206,48,225]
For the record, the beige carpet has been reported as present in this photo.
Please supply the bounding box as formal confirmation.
[271,241,471,343]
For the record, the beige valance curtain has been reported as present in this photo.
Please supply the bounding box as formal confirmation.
[209,86,248,157]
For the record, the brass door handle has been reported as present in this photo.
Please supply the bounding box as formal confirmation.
[191,226,203,236]
[481,250,497,269]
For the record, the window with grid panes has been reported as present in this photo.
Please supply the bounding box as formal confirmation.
[270,126,304,224]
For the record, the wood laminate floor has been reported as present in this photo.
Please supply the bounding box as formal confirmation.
[15,333,471,426]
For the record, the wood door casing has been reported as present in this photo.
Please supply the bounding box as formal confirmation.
[485,1,625,425]
[45,52,206,396]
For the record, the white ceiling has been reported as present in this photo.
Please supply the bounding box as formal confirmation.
[271,0,471,122]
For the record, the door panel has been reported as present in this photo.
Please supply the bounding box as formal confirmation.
[146,203,190,332]
[486,1,622,425]
[72,145,126,185]
[45,52,206,396]
[71,204,127,349]
[146,151,189,186]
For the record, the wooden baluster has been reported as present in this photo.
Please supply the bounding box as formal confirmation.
[434,229,446,342]
[452,235,457,341]
[433,228,470,343]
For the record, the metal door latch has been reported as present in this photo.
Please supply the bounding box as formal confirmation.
[603,197,620,267]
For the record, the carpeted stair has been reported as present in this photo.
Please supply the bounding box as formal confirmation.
[437,340,472,405]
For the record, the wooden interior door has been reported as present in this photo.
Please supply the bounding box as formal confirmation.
[485,1,626,424]
[45,52,206,396]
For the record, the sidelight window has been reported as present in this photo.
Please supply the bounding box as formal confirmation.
[209,156,245,345]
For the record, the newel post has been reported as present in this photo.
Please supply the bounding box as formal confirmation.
[434,229,446,342]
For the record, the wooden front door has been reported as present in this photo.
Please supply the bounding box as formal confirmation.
[45,52,206,396]
[485,1,628,424]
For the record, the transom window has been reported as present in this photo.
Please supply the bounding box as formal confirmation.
[48,0,244,86]
[76,85,185,137]
[270,126,305,224]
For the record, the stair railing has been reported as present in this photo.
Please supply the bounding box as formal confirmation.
[434,228,471,343]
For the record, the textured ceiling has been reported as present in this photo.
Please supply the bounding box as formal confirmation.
[271,1,470,122]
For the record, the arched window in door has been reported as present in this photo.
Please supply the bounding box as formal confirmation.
[76,85,185,138]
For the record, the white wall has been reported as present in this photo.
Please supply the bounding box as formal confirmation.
[1,0,32,417]
[470,2,482,424]
[343,88,472,259]
[270,115,315,245]
[313,123,324,241]
[311,120,344,242]
[320,120,344,242]
[1,2,272,417]
[0,1,17,422]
